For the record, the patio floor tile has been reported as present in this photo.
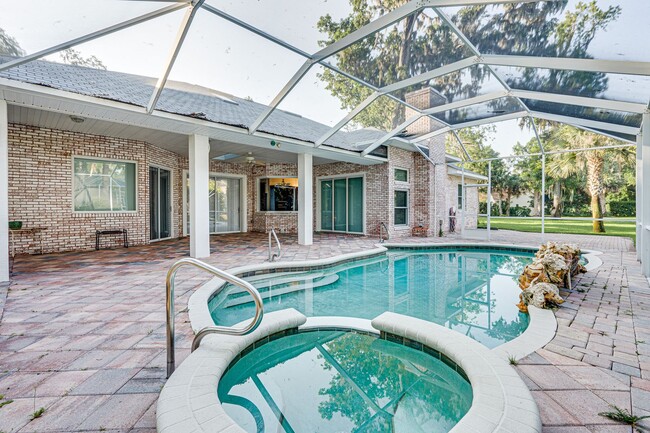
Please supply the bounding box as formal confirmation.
[34,370,97,397]
[558,366,629,391]
[0,231,645,432]
[0,396,58,433]
[518,365,586,390]
[532,391,582,426]
[76,393,158,430]
[69,369,139,395]
[17,395,110,432]
[545,390,624,425]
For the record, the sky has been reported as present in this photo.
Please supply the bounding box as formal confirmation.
[0,0,646,157]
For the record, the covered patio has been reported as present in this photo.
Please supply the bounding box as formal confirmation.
[2,0,650,282]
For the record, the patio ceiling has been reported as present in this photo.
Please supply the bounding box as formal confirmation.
[6,105,343,165]
[0,0,648,159]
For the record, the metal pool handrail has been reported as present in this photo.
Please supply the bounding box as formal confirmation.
[165,257,264,378]
[379,222,389,243]
[268,227,281,261]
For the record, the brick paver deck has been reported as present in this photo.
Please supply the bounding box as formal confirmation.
[0,230,645,432]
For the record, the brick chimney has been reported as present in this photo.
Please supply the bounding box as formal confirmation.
[404,87,448,236]
[404,87,447,136]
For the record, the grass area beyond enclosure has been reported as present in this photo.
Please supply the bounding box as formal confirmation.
[477,217,636,243]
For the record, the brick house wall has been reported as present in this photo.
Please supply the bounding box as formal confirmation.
[387,146,416,238]
[8,124,151,253]
[8,114,480,255]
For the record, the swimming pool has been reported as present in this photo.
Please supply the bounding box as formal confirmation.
[209,247,533,348]
[218,329,473,433]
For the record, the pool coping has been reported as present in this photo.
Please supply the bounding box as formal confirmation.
[158,308,541,433]
[188,241,598,359]
[177,241,600,433]
[157,309,307,433]
[372,312,541,433]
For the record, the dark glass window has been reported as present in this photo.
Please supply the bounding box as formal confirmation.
[394,190,408,225]
[394,168,408,182]
[259,178,298,212]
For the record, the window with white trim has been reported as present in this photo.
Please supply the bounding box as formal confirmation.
[394,190,409,225]
[73,157,136,212]
[258,177,298,212]
[457,184,463,210]
[394,168,408,182]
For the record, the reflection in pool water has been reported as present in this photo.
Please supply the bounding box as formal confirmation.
[218,330,473,433]
[209,249,533,348]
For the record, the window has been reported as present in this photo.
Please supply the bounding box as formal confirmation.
[73,157,136,212]
[457,184,463,210]
[259,178,298,212]
[394,190,409,225]
[394,168,408,182]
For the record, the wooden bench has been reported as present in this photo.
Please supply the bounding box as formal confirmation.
[96,229,129,250]
[412,225,429,237]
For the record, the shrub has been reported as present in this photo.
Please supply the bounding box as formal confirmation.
[608,201,636,217]
[509,205,531,217]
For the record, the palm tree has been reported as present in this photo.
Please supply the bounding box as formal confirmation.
[546,125,634,233]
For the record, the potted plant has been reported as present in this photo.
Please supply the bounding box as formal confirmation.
[9,221,22,230]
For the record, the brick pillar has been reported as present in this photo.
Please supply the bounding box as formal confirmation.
[404,88,448,236]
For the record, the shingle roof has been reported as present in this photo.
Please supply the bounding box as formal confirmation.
[0,56,387,154]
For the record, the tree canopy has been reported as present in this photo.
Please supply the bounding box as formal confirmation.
[0,28,106,70]
[316,1,620,131]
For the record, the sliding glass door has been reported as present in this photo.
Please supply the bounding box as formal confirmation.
[320,176,363,233]
[150,166,171,241]
[209,177,240,233]
[185,173,242,234]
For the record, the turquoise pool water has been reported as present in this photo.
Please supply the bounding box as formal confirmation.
[209,248,533,348]
[218,330,473,433]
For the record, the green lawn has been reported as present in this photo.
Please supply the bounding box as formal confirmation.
[477,217,636,243]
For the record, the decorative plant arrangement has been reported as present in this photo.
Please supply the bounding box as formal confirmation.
[516,242,586,313]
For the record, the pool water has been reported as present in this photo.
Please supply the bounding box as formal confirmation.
[218,330,473,433]
[209,248,533,348]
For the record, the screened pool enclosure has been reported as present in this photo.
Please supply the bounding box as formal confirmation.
[0,0,649,272]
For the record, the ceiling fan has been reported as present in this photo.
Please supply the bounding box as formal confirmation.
[230,152,266,166]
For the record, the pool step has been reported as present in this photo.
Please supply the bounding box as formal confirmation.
[222,274,340,308]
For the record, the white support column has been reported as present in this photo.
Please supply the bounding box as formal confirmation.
[541,154,546,240]
[189,134,210,258]
[298,153,313,246]
[642,113,650,276]
[0,100,8,282]
[637,132,643,261]
[487,161,492,242]
[461,163,465,237]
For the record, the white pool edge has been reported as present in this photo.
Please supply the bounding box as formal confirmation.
[187,246,388,333]
[372,312,541,433]
[172,241,600,433]
[157,309,542,433]
[157,309,307,433]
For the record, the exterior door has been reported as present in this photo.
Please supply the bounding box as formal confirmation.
[186,173,242,234]
[210,177,241,233]
[150,166,172,241]
[320,176,363,233]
